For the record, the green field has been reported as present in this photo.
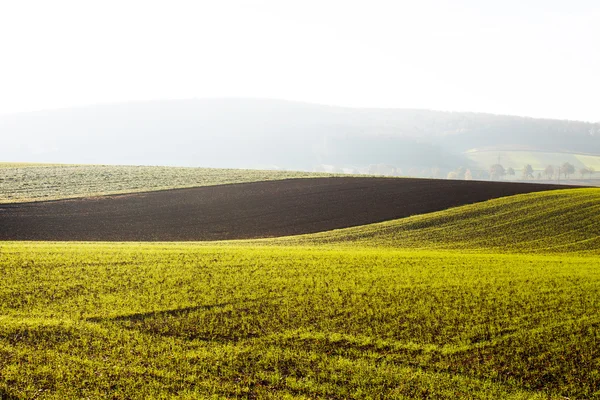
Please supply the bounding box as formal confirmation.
[1,188,599,399]
[0,162,76,168]
[465,149,600,175]
[0,164,336,203]
[285,188,600,254]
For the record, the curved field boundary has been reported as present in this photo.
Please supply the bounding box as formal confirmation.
[0,177,577,241]
[0,164,338,204]
[290,188,600,254]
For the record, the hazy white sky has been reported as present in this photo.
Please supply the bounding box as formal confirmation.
[0,0,598,121]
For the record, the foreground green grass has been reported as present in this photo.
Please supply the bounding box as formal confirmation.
[0,164,336,203]
[1,242,599,399]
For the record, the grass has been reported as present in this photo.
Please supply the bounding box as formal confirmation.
[281,188,600,254]
[0,162,75,168]
[0,164,338,203]
[1,243,599,399]
[1,188,599,398]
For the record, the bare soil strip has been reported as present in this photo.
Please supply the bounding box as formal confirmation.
[0,177,576,241]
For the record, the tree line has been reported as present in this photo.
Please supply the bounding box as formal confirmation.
[488,162,595,181]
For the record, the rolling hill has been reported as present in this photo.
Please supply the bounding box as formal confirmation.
[2,175,600,398]
[0,177,574,241]
[2,185,600,398]
[288,188,600,254]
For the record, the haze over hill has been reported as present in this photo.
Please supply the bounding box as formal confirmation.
[2,98,599,175]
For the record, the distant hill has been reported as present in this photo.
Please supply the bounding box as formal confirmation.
[2,98,599,173]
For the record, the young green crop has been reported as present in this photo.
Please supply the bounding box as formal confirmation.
[279,188,600,254]
[1,186,599,398]
[0,164,339,203]
[0,242,598,399]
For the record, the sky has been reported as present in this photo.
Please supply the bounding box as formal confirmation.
[0,0,599,121]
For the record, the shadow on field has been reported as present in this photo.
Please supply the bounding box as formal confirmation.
[0,389,20,400]
[87,297,284,342]
[88,296,283,323]
[87,302,235,323]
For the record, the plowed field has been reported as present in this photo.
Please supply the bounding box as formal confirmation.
[0,177,574,241]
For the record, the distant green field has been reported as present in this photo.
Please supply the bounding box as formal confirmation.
[0,162,75,168]
[465,150,600,173]
[1,188,600,399]
[0,164,336,203]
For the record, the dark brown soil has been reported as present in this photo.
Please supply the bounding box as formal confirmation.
[0,177,577,241]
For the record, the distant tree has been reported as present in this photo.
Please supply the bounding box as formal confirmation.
[431,167,441,179]
[455,166,466,180]
[544,165,554,180]
[560,162,575,179]
[589,166,596,179]
[522,164,534,180]
[368,164,397,176]
[489,164,506,180]
[507,167,515,178]
[464,169,473,180]
[537,172,542,180]
[579,167,589,179]
[408,167,420,177]
[447,171,458,180]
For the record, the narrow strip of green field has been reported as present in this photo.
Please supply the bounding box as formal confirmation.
[0,164,336,203]
[1,243,598,399]
[0,162,76,168]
